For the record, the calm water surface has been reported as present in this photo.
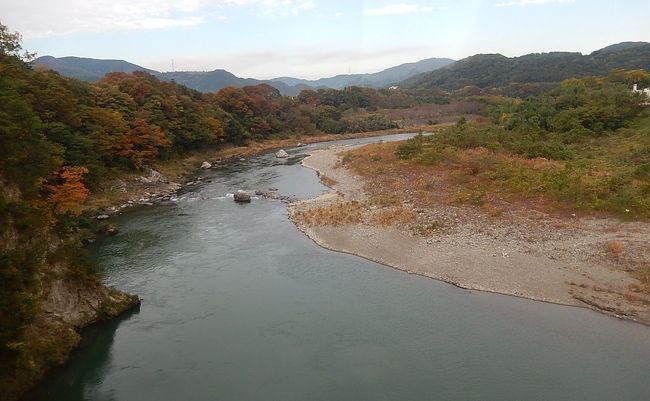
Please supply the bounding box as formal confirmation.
[27,135,650,401]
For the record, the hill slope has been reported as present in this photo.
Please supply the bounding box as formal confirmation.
[272,57,454,89]
[32,56,158,81]
[403,42,650,90]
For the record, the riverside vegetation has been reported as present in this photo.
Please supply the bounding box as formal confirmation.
[2,18,650,399]
[293,71,650,307]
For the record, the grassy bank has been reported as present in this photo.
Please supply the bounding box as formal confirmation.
[356,115,650,220]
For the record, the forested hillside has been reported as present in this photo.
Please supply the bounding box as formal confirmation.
[403,42,650,91]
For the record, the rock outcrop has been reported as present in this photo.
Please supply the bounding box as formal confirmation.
[233,190,251,203]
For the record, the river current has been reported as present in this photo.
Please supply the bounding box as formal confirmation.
[27,134,650,401]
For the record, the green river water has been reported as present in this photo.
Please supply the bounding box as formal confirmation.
[26,134,650,401]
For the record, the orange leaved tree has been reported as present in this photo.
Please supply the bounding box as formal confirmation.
[47,166,90,215]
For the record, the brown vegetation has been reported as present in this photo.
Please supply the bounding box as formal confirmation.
[293,201,364,226]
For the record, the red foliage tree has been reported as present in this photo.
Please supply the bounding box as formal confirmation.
[47,166,90,215]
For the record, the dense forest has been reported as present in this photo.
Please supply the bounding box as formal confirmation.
[403,42,650,92]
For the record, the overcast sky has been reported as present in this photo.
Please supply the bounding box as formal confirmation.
[1,0,649,79]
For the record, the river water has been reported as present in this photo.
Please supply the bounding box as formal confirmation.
[27,134,650,401]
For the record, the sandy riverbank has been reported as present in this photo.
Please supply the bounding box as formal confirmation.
[289,145,650,325]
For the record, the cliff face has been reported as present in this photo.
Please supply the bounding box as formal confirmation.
[0,183,139,401]
[1,267,139,401]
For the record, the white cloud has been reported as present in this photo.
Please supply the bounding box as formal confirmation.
[364,3,441,16]
[1,0,316,38]
[494,0,574,7]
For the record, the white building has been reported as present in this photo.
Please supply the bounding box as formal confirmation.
[632,83,650,98]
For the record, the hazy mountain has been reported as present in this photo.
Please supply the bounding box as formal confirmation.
[402,42,650,90]
[32,56,158,81]
[32,56,454,95]
[272,57,455,89]
[32,56,308,94]
[34,43,649,96]
[159,70,314,96]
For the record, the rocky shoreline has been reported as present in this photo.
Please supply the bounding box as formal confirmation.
[289,145,650,326]
[4,277,140,401]
[86,126,443,218]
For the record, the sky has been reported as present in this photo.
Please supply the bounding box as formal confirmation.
[1,0,649,79]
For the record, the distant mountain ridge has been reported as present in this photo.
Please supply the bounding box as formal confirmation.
[33,42,650,95]
[31,56,453,96]
[271,57,455,89]
[33,56,159,82]
[401,41,650,90]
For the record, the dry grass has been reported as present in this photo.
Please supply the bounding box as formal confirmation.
[605,241,625,258]
[370,207,415,227]
[318,173,338,187]
[368,194,402,207]
[632,265,650,294]
[293,201,364,226]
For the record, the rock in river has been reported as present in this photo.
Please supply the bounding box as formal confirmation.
[275,149,289,158]
[233,190,251,203]
[201,161,212,169]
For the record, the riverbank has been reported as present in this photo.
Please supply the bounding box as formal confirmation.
[85,125,443,214]
[289,144,650,325]
[2,280,139,401]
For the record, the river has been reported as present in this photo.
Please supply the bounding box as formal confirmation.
[26,134,650,401]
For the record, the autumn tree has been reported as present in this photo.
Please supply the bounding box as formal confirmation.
[121,118,169,168]
[47,166,90,215]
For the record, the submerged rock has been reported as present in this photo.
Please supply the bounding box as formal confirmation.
[234,190,251,203]
[275,149,289,158]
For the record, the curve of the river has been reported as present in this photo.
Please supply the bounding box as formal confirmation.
[27,134,650,401]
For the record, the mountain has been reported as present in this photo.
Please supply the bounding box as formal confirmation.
[32,56,454,95]
[402,42,650,90]
[32,56,158,81]
[271,57,455,89]
[159,70,313,96]
[32,56,307,94]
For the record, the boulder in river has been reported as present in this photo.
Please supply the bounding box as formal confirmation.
[96,214,110,220]
[201,161,212,169]
[275,149,289,158]
[233,190,251,203]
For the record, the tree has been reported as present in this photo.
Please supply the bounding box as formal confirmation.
[0,21,34,61]
[47,166,90,215]
[121,119,170,168]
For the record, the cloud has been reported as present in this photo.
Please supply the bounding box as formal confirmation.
[364,3,439,16]
[2,0,316,38]
[494,0,574,7]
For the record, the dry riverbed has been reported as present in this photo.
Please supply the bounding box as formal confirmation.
[289,145,650,325]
